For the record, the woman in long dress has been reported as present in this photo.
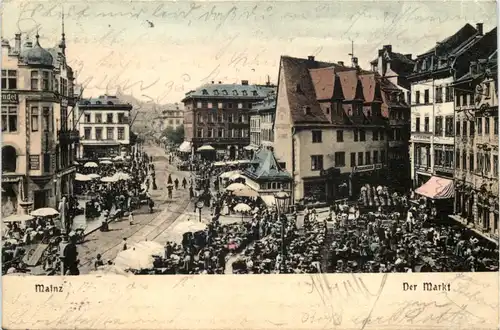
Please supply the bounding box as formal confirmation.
[221,201,229,215]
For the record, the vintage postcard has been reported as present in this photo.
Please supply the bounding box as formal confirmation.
[1,0,499,329]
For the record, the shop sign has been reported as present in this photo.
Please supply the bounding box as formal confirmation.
[29,155,40,170]
[411,134,431,142]
[2,93,19,104]
[2,176,21,183]
[354,164,375,173]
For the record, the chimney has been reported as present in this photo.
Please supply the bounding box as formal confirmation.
[383,45,392,53]
[308,55,315,61]
[211,81,214,84]
[241,80,249,85]
[14,33,21,54]
[352,57,359,68]
[338,61,344,66]
[218,81,222,84]
[378,49,384,56]
[476,23,483,36]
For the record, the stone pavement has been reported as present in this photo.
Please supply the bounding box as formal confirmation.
[77,145,192,274]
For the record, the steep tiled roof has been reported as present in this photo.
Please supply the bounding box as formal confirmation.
[421,23,477,56]
[358,73,382,103]
[309,67,336,100]
[79,95,131,107]
[281,56,354,124]
[337,70,361,101]
[244,148,292,180]
[253,94,276,113]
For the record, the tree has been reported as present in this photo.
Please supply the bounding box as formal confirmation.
[162,125,184,145]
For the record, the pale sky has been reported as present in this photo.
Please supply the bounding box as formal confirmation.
[2,0,497,104]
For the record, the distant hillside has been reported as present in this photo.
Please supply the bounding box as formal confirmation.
[115,89,161,135]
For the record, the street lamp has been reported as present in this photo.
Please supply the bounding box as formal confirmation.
[274,189,290,274]
[196,201,204,223]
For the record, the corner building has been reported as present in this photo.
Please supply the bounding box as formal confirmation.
[1,31,79,215]
[181,80,275,159]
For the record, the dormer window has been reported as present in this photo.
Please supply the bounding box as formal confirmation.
[303,106,312,115]
[107,101,114,105]
[242,90,248,96]
[95,101,102,105]
[213,90,219,95]
[252,91,258,96]
[84,101,90,105]
[222,90,228,95]
[202,89,208,95]
[232,90,238,96]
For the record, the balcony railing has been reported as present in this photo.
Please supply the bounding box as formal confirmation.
[58,129,80,143]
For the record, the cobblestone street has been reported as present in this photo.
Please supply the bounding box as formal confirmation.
[78,144,192,274]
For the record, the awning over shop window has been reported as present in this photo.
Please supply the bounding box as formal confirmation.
[260,195,276,207]
[244,145,258,151]
[415,176,454,199]
[178,141,192,153]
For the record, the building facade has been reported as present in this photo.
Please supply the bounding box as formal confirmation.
[409,23,495,198]
[453,51,498,240]
[1,30,79,214]
[371,45,414,190]
[273,55,390,203]
[249,93,276,150]
[155,103,184,131]
[76,95,132,159]
[181,80,275,159]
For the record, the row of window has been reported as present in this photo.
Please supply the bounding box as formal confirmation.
[165,119,182,125]
[2,105,52,133]
[196,128,249,139]
[200,89,259,97]
[455,116,499,137]
[414,116,454,136]
[456,148,499,176]
[311,129,386,143]
[413,85,453,105]
[83,113,128,124]
[197,113,248,124]
[83,127,126,140]
[1,70,71,97]
[196,101,253,110]
[414,145,454,169]
[310,150,386,171]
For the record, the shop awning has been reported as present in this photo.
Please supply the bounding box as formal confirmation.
[415,176,454,199]
[260,195,276,207]
[244,145,258,151]
[178,141,192,153]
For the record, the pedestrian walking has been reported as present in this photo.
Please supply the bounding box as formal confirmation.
[174,178,179,190]
[182,178,187,189]
[123,238,128,251]
[129,211,134,225]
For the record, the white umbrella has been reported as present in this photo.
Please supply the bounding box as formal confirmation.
[100,160,113,165]
[114,248,155,270]
[101,176,117,183]
[87,173,101,179]
[83,162,98,168]
[113,156,125,161]
[233,188,259,198]
[226,160,238,166]
[125,155,132,160]
[3,214,35,223]
[213,161,226,166]
[220,170,240,179]
[226,182,248,191]
[113,172,131,181]
[130,241,164,256]
[172,221,207,234]
[75,173,92,182]
[31,207,59,217]
[229,173,245,181]
[233,203,252,213]
[197,145,215,152]
[99,157,112,161]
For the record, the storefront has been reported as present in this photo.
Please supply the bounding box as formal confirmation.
[80,141,120,159]
[350,164,386,199]
[1,176,22,217]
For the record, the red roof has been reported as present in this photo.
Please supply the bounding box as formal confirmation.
[309,67,336,100]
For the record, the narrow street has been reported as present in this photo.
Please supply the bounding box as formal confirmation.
[77,144,193,274]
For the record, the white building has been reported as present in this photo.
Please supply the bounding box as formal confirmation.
[76,95,132,159]
[1,29,79,213]
[408,23,488,196]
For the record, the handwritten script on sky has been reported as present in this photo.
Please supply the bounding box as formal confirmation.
[2,0,496,103]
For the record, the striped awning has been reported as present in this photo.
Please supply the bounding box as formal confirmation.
[415,176,454,199]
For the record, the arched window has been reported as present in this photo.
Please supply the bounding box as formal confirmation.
[2,146,17,173]
[95,101,102,105]
[107,101,114,105]
[202,89,208,95]
[232,90,238,96]
[222,90,228,95]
